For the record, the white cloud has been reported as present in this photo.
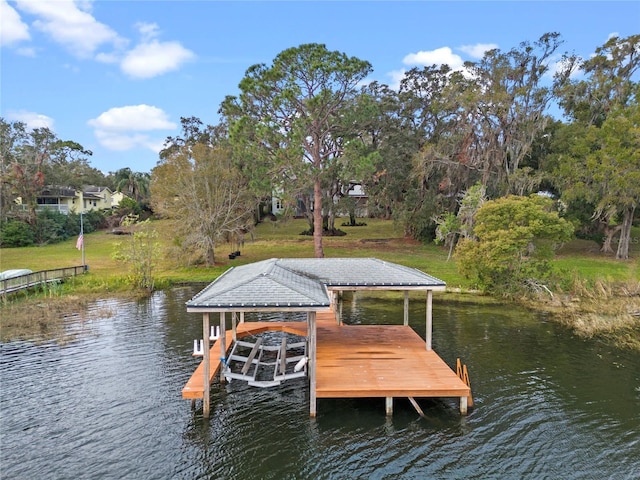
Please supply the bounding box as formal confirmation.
[6,110,55,130]
[387,69,406,91]
[459,43,498,59]
[135,21,160,42]
[15,0,125,58]
[121,39,195,79]
[403,47,465,70]
[0,0,30,46]
[88,105,176,152]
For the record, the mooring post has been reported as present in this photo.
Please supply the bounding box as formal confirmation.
[309,311,317,417]
[426,290,433,350]
[219,312,226,383]
[202,312,210,418]
[385,397,393,416]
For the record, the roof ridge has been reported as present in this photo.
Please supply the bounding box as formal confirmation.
[268,264,328,303]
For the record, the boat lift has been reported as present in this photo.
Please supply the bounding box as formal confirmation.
[222,335,308,388]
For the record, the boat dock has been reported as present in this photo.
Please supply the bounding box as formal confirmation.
[182,309,471,416]
[184,258,473,418]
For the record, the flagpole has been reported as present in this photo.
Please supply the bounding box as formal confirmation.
[80,211,85,268]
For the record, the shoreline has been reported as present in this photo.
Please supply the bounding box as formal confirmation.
[2,283,638,351]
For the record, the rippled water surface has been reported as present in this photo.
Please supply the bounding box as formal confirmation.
[1,288,638,479]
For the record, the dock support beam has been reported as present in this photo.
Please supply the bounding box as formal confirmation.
[202,312,210,418]
[309,311,317,417]
[231,312,237,341]
[426,290,433,350]
[385,397,393,416]
[219,312,226,383]
[460,396,468,415]
[403,291,409,326]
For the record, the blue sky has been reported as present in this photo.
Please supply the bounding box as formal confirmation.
[1,1,638,175]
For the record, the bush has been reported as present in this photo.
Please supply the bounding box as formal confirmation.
[455,195,574,296]
[0,220,35,247]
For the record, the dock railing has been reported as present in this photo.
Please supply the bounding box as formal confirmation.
[1,266,86,297]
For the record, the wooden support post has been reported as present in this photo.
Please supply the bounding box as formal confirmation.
[309,311,317,417]
[202,312,210,418]
[232,312,237,342]
[403,291,409,326]
[408,397,425,418]
[385,397,393,416]
[460,395,468,415]
[338,291,343,326]
[219,312,226,383]
[240,312,245,324]
[426,290,433,350]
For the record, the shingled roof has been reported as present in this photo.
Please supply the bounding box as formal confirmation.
[186,258,445,312]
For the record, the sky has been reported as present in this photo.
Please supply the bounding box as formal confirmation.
[1,1,638,175]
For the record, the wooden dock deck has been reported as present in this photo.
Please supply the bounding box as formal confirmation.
[183,311,471,414]
[314,312,470,402]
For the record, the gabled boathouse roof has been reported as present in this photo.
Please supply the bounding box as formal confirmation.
[186,258,446,311]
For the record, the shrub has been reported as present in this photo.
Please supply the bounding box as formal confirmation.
[0,219,35,247]
[455,195,574,296]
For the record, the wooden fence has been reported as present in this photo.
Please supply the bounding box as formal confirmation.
[1,266,86,297]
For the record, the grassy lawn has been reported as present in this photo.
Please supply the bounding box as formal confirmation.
[2,218,638,348]
[1,218,638,289]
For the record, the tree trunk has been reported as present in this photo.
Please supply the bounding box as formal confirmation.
[207,244,215,266]
[601,224,622,254]
[313,178,324,258]
[616,205,635,260]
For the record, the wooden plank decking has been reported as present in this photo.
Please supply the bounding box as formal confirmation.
[182,321,307,400]
[314,312,470,400]
[183,311,470,412]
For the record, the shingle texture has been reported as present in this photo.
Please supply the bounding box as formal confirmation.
[186,258,445,310]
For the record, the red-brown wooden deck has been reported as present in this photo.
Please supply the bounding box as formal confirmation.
[182,311,470,411]
[314,312,470,400]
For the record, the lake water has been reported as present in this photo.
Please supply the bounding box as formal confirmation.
[1,287,638,479]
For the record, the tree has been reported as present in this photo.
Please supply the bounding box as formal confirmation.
[112,216,159,291]
[455,195,574,296]
[553,34,640,259]
[112,168,151,203]
[0,118,95,223]
[151,143,254,266]
[555,34,640,127]
[556,97,640,259]
[221,43,372,257]
[434,183,486,260]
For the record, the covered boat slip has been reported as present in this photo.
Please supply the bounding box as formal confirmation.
[184,258,471,417]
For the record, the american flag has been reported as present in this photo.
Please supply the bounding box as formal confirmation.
[76,233,84,250]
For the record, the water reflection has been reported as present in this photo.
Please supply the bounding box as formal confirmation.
[0,288,638,479]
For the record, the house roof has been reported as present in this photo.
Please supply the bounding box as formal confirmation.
[186,258,445,312]
[40,187,76,198]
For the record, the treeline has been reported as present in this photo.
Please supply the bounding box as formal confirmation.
[2,33,638,277]
[152,33,638,267]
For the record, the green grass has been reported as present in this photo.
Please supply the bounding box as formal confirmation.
[1,218,638,290]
